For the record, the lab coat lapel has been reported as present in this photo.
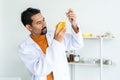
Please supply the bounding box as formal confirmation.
[28,36,45,58]
[46,32,53,46]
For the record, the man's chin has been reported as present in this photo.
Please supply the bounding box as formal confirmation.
[41,31,47,35]
[41,27,47,35]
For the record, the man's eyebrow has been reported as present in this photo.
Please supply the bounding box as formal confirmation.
[36,18,45,23]
[40,18,45,21]
[37,21,41,23]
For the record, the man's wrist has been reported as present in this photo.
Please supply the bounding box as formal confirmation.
[72,24,79,33]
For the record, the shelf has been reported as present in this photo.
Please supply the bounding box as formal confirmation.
[70,33,114,80]
[68,62,113,67]
[83,37,114,39]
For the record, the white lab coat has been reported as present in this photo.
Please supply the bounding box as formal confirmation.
[19,28,83,80]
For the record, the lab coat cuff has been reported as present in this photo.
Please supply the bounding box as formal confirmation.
[71,27,83,39]
[52,39,65,50]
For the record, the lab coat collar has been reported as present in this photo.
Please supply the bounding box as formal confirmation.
[27,32,53,53]
[46,31,54,46]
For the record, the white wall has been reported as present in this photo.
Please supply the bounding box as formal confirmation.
[0,0,120,80]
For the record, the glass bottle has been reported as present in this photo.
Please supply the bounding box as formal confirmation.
[74,54,80,62]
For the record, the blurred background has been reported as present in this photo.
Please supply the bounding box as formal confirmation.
[0,0,120,80]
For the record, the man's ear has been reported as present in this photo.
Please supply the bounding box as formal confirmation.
[25,24,32,31]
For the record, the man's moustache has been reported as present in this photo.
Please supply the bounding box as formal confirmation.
[42,27,46,30]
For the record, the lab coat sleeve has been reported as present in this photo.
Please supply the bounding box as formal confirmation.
[63,26,84,51]
[19,39,66,77]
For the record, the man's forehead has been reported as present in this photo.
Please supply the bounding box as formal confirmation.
[31,13,44,21]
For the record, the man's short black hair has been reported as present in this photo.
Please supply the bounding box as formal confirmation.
[21,7,41,26]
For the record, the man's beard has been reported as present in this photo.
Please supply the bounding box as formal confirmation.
[41,27,47,35]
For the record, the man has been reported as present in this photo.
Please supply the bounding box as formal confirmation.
[19,7,83,80]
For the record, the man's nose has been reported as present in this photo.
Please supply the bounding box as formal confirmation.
[42,21,46,27]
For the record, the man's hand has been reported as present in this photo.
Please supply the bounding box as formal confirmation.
[54,23,66,42]
[66,9,79,33]
[66,9,77,27]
